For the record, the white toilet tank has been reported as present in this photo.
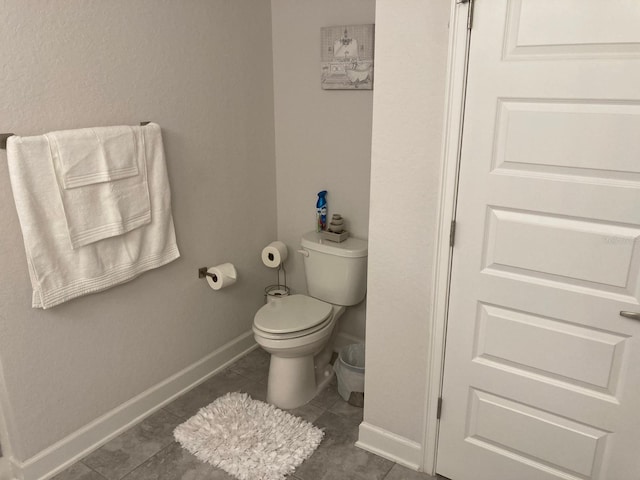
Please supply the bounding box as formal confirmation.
[300,231,368,306]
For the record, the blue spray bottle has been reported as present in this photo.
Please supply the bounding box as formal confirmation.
[316,190,327,232]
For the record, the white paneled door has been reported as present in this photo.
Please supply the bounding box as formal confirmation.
[437,1,640,480]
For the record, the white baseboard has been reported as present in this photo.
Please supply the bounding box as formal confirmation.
[356,422,423,471]
[12,331,257,480]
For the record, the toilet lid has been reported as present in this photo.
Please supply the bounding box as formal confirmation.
[254,294,332,334]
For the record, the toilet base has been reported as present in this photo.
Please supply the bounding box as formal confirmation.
[257,303,346,410]
[266,355,335,410]
[314,361,335,394]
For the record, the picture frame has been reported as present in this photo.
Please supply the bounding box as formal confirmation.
[321,24,374,90]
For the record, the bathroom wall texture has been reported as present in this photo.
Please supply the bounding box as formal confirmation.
[363,0,450,455]
[271,0,375,342]
[0,0,276,467]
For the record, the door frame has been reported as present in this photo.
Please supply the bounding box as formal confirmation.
[420,0,472,474]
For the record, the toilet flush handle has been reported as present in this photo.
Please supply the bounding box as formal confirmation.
[620,311,640,321]
[297,248,309,257]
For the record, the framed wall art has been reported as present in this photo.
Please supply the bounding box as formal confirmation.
[321,24,374,90]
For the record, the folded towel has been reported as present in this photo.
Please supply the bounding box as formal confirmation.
[48,125,140,188]
[7,123,180,309]
[46,125,151,248]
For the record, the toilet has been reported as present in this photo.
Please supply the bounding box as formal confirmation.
[252,231,368,409]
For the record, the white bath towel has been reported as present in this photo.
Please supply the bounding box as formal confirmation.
[46,125,151,248]
[7,123,180,309]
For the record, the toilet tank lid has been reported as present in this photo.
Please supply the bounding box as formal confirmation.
[301,231,368,258]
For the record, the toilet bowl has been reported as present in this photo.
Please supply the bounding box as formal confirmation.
[253,294,345,409]
[253,232,368,410]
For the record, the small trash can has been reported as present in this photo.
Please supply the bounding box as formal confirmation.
[334,343,365,407]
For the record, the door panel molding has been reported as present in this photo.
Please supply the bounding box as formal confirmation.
[473,302,628,396]
[467,389,609,479]
[503,0,640,60]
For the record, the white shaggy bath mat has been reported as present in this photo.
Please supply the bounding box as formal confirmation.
[174,392,324,480]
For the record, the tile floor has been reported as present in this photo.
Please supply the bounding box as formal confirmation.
[52,348,437,480]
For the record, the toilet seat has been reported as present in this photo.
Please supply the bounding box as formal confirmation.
[253,295,332,339]
[253,316,333,340]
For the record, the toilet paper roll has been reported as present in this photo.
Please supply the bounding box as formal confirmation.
[261,241,288,268]
[206,263,237,290]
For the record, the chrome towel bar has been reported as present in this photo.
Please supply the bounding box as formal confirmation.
[1,122,151,150]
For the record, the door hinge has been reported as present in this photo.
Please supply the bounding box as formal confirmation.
[449,220,456,247]
[437,397,443,420]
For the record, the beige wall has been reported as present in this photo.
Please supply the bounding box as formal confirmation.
[271,0,375,341]
[364,0,450,445]
[0,0,276,461]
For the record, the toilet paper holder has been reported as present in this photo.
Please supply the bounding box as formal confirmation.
[198,266,218,282]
